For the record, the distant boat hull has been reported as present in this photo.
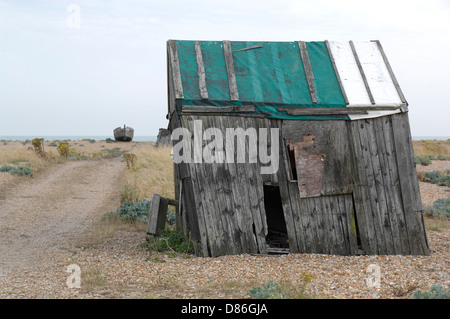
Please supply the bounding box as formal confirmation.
[114,125,134,142]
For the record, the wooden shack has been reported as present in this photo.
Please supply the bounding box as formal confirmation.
[166,39,430,257]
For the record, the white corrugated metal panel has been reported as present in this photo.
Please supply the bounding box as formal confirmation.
[328,41,404,120]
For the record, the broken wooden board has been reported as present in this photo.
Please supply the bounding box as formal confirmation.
[146,194,179,238]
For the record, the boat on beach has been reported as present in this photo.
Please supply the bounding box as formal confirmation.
[114,125,134,142]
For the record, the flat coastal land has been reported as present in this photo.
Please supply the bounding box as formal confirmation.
[0,138,448,299]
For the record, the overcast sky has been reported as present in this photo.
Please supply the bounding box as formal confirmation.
[0,0,449,137]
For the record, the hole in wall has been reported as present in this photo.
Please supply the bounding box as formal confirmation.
[263,184,289,252]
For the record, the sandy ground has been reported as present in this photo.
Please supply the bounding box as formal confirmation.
[0,142,448,299]
[0,158,125,278]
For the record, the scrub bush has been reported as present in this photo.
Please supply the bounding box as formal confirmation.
[103,198,151,223]
[0,165,33,177]
[423,198,450,218]
[412,284,450,299]
[143,229,194,254]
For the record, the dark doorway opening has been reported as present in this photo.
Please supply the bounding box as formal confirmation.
[263,185,289,253]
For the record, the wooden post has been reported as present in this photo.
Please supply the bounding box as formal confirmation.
[146,194,179,238]
[146,194,166,237]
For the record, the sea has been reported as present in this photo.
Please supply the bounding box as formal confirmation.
[0,136,157,142]
[1,136,447,142]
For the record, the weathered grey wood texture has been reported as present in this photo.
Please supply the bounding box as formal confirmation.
[169,110,429,257]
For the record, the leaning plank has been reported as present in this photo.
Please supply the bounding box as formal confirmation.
[146,194,169,237]
[276,126,303,253]
[367,118,395,254]
[168,40,184,99]
[298,41,317,103]
[373,117,404,254]
[279,106,399,116]
[343,194,359,255]
[182,105,255,113]
[380,116,410,254]
[348,120,378,254]
[391,113,430,255]
[357,119,387,254]
[195,41,209,100]
[181,116,211,256]
[223,40,239,101]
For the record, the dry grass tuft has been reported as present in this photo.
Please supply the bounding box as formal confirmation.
[0,143,51,173]
[413,140,450,157]
[120,146,174,203]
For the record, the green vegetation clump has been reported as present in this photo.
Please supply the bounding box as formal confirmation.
[415,155,432,166]
[57,142,70,158]
[122,153,137,169]
[247,274,313,299]
[247,281,284,299]
[32,138,44,153]
[100,147,124,158]
[0,165,33,177]
[105,138,117,143]
[142,229,194,255]
[423,198,450,218]
[103,198,151,223]
[31,138,47,159]
[412,284,450,299]
[423,170,450,187]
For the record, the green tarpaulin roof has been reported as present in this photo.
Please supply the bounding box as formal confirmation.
[168,40,407,120]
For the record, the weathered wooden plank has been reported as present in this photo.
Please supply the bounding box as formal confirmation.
[288,181,306,252]
[282,108,366,116]
[328,195,345,255]
[206,116,242,255]
[279,106,399,116]
[349,41,375,105]
[167,44,178,117]
[173,113,209,256]
[146,194,168,237]
[181,116,211,256]
[367,118,396,254]
[344,194,359,255]
[380,116,410,254]
[391,113,430,255]
[182,105,255,113]
[358,119,388,254]
[334,195,348,255]
[298,41,317,103]
[237,117,268,254]
[168,40,184,99]
[223,40,239,101]
[221,116,262,254]
[299,198,315,253]
[195,160,226,257]
[277,124,303,253]
[372,40,407,104]
[195,41,209,100]
[373,117,403,254]
[321,195,334,254]
[233,44,263,52]
[348,120,378,254]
